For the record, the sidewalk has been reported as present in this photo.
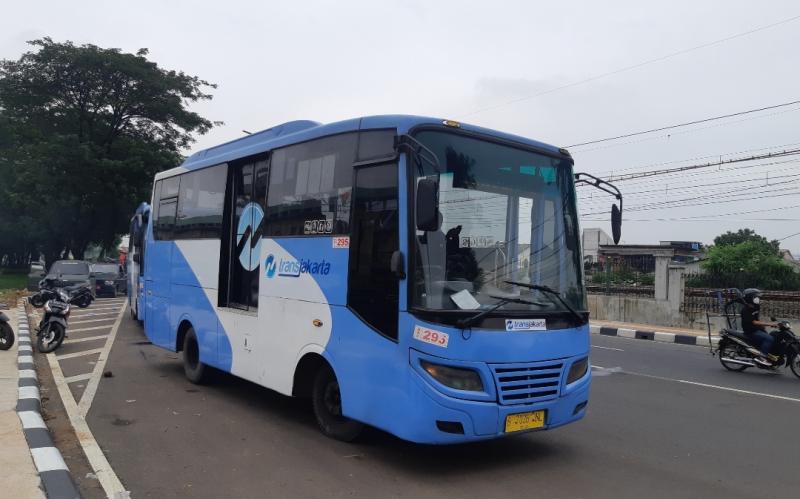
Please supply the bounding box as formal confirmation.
[0,306,45,498]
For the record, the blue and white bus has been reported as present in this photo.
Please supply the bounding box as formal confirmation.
[128,202,150,322]
[141,115,621,443]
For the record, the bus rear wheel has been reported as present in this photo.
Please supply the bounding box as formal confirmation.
[183,328,210,384]
[312,365,363,442]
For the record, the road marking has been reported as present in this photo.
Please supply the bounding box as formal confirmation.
[19,369,37,378]
[46,304,128,497]
[19,355,33,363]
[65,334,109,343]
[75,304,122,310]
[64,373,93,383]
[70,312,119,319]
[70,318,119,325]
[70,325,113,333]
[592,345,624,352]
[78,302,127,415]
[591,365,800,403]
[56,348,104,360]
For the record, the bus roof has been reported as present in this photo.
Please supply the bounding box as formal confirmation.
[155,115,565,181]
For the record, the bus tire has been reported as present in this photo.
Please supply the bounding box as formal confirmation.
[182,328,210,384]
[312,364,363,442]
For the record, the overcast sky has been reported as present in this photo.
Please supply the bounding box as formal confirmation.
[2,1,799,253]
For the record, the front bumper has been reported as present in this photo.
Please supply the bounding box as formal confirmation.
[395,354,590,444]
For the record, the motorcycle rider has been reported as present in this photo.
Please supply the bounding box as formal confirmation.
[741,288,779,367]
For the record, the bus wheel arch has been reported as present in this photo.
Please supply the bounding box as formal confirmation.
[308,359,364,442]
[292,352,327,398]
[176,319,193,352]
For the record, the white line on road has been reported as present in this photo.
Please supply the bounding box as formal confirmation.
[591,365,800,403]
[46,303,128,497]
[64,373,93,383]
[78,303,126,415]
[55,348,104,360]
[65,334,109,344]
[70,318,119,325]
[70,325,113,333]
[592,345,624,352]
[70,312,119,319]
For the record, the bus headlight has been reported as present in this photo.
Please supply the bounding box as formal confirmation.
[567,357,589,384]
[420,360,483,392]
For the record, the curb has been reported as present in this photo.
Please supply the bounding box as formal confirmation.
[15,304,81,499]
[590,323,720,347]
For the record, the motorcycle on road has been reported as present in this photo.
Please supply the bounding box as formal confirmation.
[30,278,93,309]
[711,290,800,378]
[718,320,800,377]
[28,286,71,353]
[0,310,13,350]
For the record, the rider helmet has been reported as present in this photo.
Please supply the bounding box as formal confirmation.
[743,288,762,306]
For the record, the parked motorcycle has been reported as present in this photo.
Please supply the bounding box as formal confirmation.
[711,291,800,378]
[28,287,70,353]
[30,278,93,309]
[0,310,13,350]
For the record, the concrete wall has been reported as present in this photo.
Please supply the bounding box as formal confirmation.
[587,293,729,331]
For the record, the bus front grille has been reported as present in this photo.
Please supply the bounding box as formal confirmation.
[490,361,564,405]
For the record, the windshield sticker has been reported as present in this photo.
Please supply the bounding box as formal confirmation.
[505,319,546,332]
[332,236,350,249]
[450,289,481,310]
[413,325,449,348]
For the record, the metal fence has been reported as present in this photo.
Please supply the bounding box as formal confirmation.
[682,277,800,319]
[585,255,655,297]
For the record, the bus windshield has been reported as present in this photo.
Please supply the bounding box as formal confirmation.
[412,130,585,314]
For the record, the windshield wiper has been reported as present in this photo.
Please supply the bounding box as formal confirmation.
[504,280,586,325]
[455,295,546,330]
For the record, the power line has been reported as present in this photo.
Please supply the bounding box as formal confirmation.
[588,140,800,178]
[604,149,800,182]
[566,100,800,148]
[779,231,800,241]
[580,189,800,216]
[456,13,800,119]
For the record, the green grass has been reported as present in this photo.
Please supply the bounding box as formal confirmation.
[0,271,27,291]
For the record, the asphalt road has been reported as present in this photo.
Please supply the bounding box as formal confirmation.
[84,316,800,498]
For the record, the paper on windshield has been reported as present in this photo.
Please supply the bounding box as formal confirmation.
[450,289,481,310]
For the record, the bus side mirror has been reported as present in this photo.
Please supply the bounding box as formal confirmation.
[611,204,622,244]
[416,178,440,232]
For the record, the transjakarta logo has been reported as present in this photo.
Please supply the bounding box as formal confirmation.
[236,202,264,271]
[505,319,547,331]
[264,254,332,278]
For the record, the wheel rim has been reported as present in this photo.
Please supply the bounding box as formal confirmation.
[323,380,343,417]
[720,343,748,370]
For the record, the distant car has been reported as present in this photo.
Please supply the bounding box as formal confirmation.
[27,262,46,291]
[45,260,93,290]
[90,263,126,298]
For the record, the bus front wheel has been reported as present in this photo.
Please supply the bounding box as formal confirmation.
[312,365,363,442]
[182,328,210,384]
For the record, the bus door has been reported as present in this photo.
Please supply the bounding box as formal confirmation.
[347,162,400,340]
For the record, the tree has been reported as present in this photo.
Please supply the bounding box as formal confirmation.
[713,229,779,255]
[699,230,799,290]
[0,38,219,265]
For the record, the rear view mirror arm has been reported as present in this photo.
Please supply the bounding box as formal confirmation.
[574,172,624,244]
[573,172,622,204]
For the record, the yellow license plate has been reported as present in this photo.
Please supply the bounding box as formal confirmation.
[505,410,546,433]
